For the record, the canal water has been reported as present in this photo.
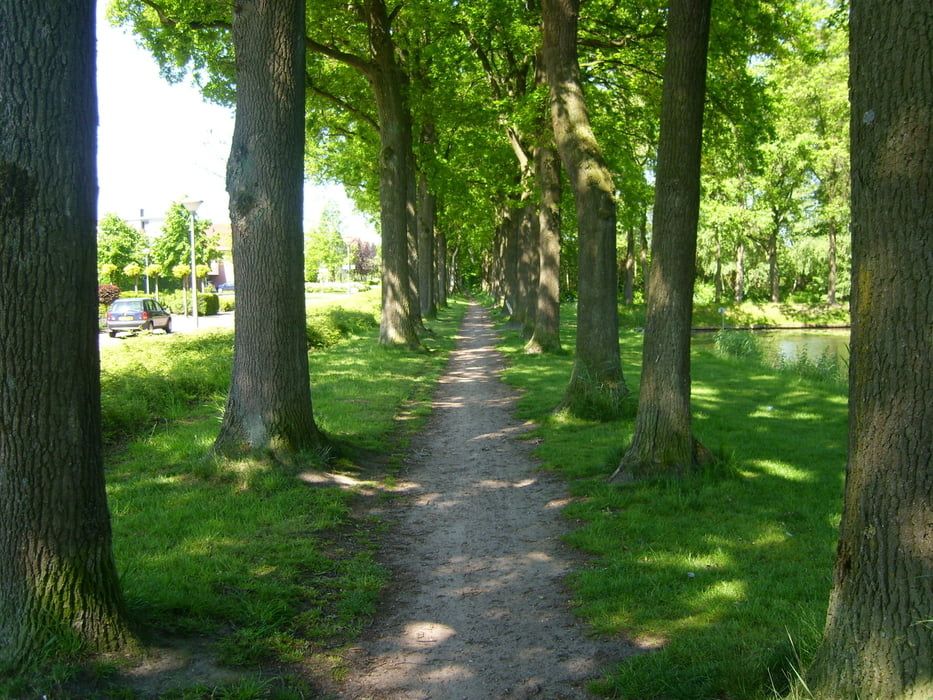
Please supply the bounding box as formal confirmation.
[693,329,851,364]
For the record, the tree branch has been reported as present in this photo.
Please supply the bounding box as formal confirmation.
[140,0,229,30]
[305,36,373,77]
[308,82,380,132]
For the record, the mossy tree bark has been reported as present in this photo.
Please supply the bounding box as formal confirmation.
[526,138,562,354]
[0,0,133,667]
[365,0,421,348]
[215,0,325,459]
[542,0,626,416]
[802,0,932,695]
[613,0,712,481]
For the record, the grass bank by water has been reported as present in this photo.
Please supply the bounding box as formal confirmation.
[496,301,848,699]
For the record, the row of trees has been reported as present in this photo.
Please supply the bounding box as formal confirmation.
[97,204,217,292]
[1,0,928,697]
[99,203,380,292]
[304,204,379,283]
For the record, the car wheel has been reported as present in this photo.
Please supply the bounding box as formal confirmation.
[109,330,117,338]
[165,319,172,334]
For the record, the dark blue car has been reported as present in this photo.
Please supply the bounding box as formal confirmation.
[106,297,172,337]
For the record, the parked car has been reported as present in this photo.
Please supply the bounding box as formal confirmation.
[217,283,235,293]
[106,297,172,337]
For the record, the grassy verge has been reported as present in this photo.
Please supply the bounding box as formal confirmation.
[9,292,468,699]
[496,302,848,699]
[617,301,849,330]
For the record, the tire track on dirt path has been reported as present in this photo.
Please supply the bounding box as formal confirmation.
[335,302,634,699]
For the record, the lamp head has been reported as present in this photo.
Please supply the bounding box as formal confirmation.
[182,200,203,215]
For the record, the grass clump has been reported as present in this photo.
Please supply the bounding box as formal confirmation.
[497,301,847,699]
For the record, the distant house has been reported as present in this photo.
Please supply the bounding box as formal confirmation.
[206,223,234,290]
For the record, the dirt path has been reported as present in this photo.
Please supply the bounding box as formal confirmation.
[335,303,632,699]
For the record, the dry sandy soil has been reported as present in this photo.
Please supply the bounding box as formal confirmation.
[328,303,635,699]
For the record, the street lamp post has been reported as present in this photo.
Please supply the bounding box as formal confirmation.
[183,200,203,328]
[143,248,151,294]
[344,238,352,293]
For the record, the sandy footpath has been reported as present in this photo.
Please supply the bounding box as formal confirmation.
[334,303,633,699]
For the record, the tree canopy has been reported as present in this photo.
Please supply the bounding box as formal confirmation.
[108,0,847,306]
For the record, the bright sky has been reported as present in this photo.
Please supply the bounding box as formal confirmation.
[96,4,376,239]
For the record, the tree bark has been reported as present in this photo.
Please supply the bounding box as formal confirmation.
[417,170,437,320]
[364,0,420,348]
[623,225,636,305]
[526,138,562,353]
[542,0,626,416]
[215,0,325,458]
[735,239,745,303]
[613,0,712,481]
[517,201,540,339]
[803,0,932,696]
[0,0,133,666]
[827,216,837,305]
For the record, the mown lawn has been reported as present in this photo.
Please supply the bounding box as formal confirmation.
[4,292,468,700]
[496,301,848,699]
[6,293,848,699]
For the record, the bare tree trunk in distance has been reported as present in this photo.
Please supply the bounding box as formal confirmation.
[542,0,626,417]
[526,137,562,353]
[0,0,134,667]
[802,0,932,695]
[613,0,712,481]
[215,0,325,459]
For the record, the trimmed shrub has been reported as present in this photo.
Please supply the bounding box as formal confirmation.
[98,284,121,305]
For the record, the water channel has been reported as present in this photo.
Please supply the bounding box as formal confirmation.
[693,328,851,364]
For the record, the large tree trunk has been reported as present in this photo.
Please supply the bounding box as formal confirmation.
[366,0,420,348]
[542,0,626,417]
[613,0,712,481]
[517,201,540,338]
[803,0,932,696]
[623,225,636,305]
[417,171,437,320]
[215,0,324,458]
[526,138,562,353]
[767,221,780,302]
[735,239,745,303]
[0,0,133,666]
[436,222,448,308]
[827,216,837,305]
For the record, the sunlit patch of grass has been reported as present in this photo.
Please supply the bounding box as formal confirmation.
[496,300,847,700]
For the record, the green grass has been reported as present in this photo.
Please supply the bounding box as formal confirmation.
[7,292,468,699]
[9,293,847,698]
[496,302,848,699]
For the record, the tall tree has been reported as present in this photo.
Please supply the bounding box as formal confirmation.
[802,0,932,695]
[306,0,422,347]
[612,0,712,480]
[0,0,133,667]
[213,0,325,458]
[97,213,145,285]
[525,136,562,353]
[542,0,627,417]
[152,201,216,274]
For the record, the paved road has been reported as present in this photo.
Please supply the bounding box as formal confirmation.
[99,311,235,348]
